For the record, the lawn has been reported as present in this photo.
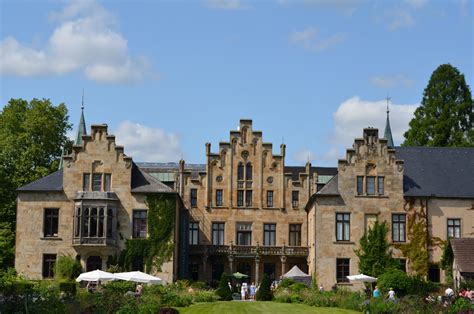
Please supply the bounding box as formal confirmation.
[177,301,360,314]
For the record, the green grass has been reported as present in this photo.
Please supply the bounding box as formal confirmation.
[177,301,360,314]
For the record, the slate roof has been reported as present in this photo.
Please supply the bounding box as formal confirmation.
[17,163,174,194]
[17,170,63,192]
[395,147,474,198]
[130,163,174,193]
[285,166,338,181]
[316,174,339,196]
[451,238,474,273]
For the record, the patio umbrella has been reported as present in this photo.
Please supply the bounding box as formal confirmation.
[233,272,249,279]
[76,270,116,282]
[114,271,163,284]
[346,274,377,283]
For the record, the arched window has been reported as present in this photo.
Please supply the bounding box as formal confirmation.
[90,208,98,237]
[238,163,244,180]
[246,163,253,180]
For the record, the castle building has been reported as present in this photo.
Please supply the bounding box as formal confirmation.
[14,107,474,287]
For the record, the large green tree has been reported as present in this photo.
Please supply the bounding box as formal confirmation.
[0,98,71,270]
[355,221,397,278]
[403,64,473,147]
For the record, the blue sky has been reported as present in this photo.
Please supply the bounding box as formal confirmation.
[1,0,472,166]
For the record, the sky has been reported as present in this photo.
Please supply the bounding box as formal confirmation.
[1,0,472,166]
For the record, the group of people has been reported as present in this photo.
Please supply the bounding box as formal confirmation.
[229,281,257,300]
[372,286,396,301]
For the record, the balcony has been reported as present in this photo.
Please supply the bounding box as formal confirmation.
[189,244,308,257]
[73,237,116,246]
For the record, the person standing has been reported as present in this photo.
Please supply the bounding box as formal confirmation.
[387,288,396,301]
[241,285,246,301]
[250,282,256,300]
[373,286,381,298]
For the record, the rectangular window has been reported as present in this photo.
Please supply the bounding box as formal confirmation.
[392,214,406,242]
[215,189,223,207]
[336,258,350,283]
[356,176,363,195]
[132,210,147,238]
[236,222,252,245]
[266,191,273,207]
[212,222,225,245]
[366,176,375,195]
[263,223,276,246]
[289,224,302,246]
[42,254,57,278]
[377,177,384,195]
[83,173,90,191]
[190,189,197,208]
[292,191,299,209]
[189,222,199,245]
[44,208,59,237]
[245,190,252,207]
[336,213,350,241]
[397,259,407,272]
[237,190,244,207]
[447,219,461,238]
[104,174,111,191]
[92,173,102,191]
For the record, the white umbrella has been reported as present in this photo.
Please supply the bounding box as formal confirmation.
[76,270,116,282]
[114,271,163,284]
[346,274,377,283]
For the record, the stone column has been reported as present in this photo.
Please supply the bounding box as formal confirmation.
[255,255,260,283]
[228,255,234,274]
[280,255,287,277]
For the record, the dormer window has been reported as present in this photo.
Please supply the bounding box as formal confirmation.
[82,173,112,192]
[356,175,385,196]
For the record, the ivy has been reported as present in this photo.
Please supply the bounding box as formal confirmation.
[119,194,176,272]
[440,240,454,284]
[395,199,442,277]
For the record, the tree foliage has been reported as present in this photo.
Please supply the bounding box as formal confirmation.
[215,273,232,301]
[354,221,397,277]
[256,273,273,301]
[54,255,82,281]
[403,64,473,147]
[0,98,71,270]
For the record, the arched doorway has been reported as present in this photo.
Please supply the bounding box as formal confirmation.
[86,256,102,271]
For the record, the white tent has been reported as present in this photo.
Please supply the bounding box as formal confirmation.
[282,266,311,286]
[346,274,377,283]
[76,270,116,282]
[114,271,163,284]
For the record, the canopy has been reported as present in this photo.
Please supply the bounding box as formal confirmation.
[346,274,377,283]
[282,265,310,279]
[114,271,163,284]
[76,270,116,282]
[232,272,249,279]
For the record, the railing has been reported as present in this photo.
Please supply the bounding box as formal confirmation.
[189,244,308,257]
[73,237,116,246]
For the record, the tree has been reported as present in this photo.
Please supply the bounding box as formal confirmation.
[355,221,397,278]
[54,255,82,281]
[440,240,454,284]
[256,273,273,301]
[215,273,232,301]
[403,64,473,147]
[0,98,71,270]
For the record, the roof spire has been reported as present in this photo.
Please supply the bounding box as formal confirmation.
[74,90,87,146]
[58,146,65,169]
[384,95,394,148]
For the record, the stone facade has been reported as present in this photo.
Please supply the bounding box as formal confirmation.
[15,124,184,282]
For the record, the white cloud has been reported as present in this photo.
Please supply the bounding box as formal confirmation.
[387,9,414,30]
[404,0,427,9]
[205,0,252,10]
[0,0,153,84]
[290,27,345,52]
[280,0,360,16]
[114,121,182,162]
[370,75,414,88]
[293,148,316,164]
[324,96,418,160]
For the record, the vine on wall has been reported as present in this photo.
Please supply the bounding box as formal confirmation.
[395,199,442,277]
[119,194,176,272]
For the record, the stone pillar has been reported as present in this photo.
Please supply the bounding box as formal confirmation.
[202,254,208,273]
[255,255,260,283]
[228,255,234,274]
[280,255,287,277]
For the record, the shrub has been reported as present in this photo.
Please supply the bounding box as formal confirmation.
[102,280,136,294]
[274,289,292,303]
[191,290,219,303]
[190,281,207,289]
[54,255,82,281]
[459,280,474,290]
[378,269,411,296]
[215,273,232,301]
[160,289,193,307]
[278,278,297,288]
[59,281,77,296]
[256,273,273,301]
[449,297,474,314]
[363,298,399,314]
